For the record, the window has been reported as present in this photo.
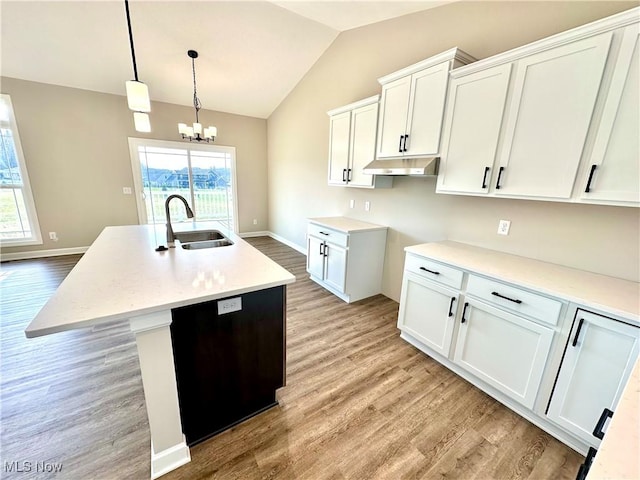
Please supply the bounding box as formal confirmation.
[128,138,237,232]
[0,95,42,245]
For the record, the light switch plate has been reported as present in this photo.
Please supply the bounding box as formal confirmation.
[218,297,242,315]
[497,220,511,235]
[123,187,132,195]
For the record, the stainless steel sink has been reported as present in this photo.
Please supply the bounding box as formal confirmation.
[180,238,234,250]
[174,230,227,243]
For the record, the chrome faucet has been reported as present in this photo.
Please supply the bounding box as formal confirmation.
[165,194,194,247]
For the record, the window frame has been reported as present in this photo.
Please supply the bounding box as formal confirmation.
[0,94,42,247]
[127,137,239,233]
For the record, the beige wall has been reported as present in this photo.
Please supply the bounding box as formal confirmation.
[1,77,268,254]
[267,1,640,302]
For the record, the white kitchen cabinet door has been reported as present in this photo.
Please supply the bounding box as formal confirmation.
[348,102,378,187]
[323,243,347,293]
[307,236,325,280]
[580,24,640,205]
[437,64,512,195]
[404,62,451,157]
[453,299,554,409]
[547,310,639,446]
[327,111,351,185]
[495,32,613,199]
[377,76,411,158]
[397,272,459,358]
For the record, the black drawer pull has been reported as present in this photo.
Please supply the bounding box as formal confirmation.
[318,231,330,236]
[461,302,469,323]
[448,297,456,317]
[398,135,405,153]
[481,166,490,189]
[491,291,522,304]
[572,318,585,347]
[585,165,597,193]
[593,408,613,439]
[419,267,440,275]
[495,166,505,189]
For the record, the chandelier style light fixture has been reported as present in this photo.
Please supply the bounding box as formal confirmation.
[124,0,151,132]
[178,50,217,142]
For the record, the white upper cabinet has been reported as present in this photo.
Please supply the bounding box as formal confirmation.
[436,8,640,207]
[376,48,476,159]
[495,33,612,199]
[579,24,640,205]
[436,64,512,195]
[327,96,392,189]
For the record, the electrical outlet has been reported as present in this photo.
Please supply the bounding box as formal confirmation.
[253,219,258,225]
[349,199,355,209]
[122,187,132,195]
[218,297,242,315]
[364,201,371,212]
[49,232,58,241]
[497,220,511,236]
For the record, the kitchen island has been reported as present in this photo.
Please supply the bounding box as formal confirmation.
[25,223,296,479]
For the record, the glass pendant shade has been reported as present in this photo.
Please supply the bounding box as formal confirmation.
[133,112,151,132]
[126,80,151,112]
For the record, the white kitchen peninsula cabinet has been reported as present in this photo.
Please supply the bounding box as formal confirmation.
[306,217,387,303]
[436,8,639,207]
[327,96,392,189]
[453,298,554,409]
[376,48,475,159]
[546,309,639,447]
[436,64,512,195]
[579,24,640,205]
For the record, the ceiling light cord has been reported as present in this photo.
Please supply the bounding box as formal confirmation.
[124,0,139,81]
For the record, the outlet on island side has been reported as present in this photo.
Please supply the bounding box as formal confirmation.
[497,220,511,236]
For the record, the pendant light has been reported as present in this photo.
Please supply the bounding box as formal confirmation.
[178,50,217,142]
[124,0,151,132]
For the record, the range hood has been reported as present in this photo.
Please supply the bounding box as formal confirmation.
[363,157,439,176]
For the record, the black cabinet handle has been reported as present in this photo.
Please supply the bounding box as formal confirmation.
[403,134,409,152]
[319,243,324,255]
[491,291,522,304]
[495,166,505,189]
[461,302,469,323]
[318,231,330,236]
[323,244,329,257]
[585,165,597,193]
[398,135,405,153]
[419,267,440,275]
[342,169,347,182]
[481,167,490,189]
[572,318,585,347]
[593,408,613,439]
[448,297,456,317]
[347,168,352,182]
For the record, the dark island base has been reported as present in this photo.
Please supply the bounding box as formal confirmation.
[170,286,286,446]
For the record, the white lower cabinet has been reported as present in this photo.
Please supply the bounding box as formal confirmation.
[546,309,640,447]
[452,299,553,409]
[306,235,347,292]
[397,272,459,357]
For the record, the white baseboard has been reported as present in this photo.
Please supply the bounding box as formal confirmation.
[0,246,89,262]
[151,437,191,479]
[238,230,306,255]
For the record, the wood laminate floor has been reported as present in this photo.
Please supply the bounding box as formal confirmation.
[0,237,583,479]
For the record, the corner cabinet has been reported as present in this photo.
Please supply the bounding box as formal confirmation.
[436,8,640,207]
[376,48,476,159]
[327,96,392,189]
[397,241,639,455]
[306,217,387,303]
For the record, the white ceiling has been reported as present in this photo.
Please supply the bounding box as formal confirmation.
[0,1,451,119]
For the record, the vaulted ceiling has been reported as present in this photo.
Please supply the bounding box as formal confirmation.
[0,1,451,119]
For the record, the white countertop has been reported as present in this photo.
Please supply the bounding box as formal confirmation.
[308,216,387,233]
[25,223,296,338]
[405,241,640,321]
[588,359,639,479]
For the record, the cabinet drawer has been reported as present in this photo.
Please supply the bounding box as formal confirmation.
[466,275,562,326]
[404,254,463,290]
[307,223,348,248]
